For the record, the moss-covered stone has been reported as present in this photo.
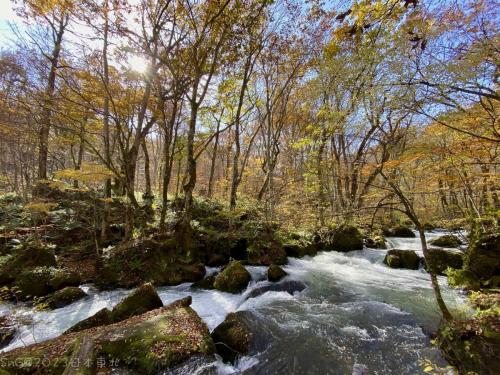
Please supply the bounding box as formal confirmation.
[97,237,205,288]
[247,240,287,266]
[383,226,415,238]
[110,283,163,322]
[283,241,318,258]
[211,311,252,363]
[65,308,113,334]
[430,235,462,248]
[383,249,421,270]
[14,267,80,300]
[425,249,463,275]
[44,287,87,309]
[364,235,386,249]
[213,261,250,293]
[267,265,287,282]
[316,225,364,252]
[0,243,57,285]
[0,297,214,375]
[466,233,500,282]
[422,222,436,231]
[446,269,481,291]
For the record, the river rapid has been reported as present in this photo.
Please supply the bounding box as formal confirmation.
[0,230,467,374]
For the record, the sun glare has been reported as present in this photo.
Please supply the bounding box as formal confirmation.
[128,55,149,73]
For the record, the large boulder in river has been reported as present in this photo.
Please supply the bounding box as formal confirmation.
[466,233,500,281]
[0,296,215,375]
[365,235,387,249]
[191,274,217,289]
[425,248,463,275]
[66,283,163,333]
[213,261,251,293]
[383,249,421,270]
[316,225,364,252]
[97,237,205,288]
[383,225,415,238]
[283,239,318,258]
[268,264,287,282]
[430,235,462,248]
[0,316,15,349]
[43,286,87,309]
[211,311,253,362]
[245,279,306,301]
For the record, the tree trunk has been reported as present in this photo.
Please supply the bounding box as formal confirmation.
[208,115,220,198]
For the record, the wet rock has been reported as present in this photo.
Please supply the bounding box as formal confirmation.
[14,266,81,300]
[191,274,217,289]
[430,235,462,248]
[383,249,421,270]
[211,311,252,362]
[424,248,463,275]
[110,283,163,322]
[1,296,213,374]
[0,316,15,349]
[43,287,87,309]
[447,269,481,291]
[268,264,287,282]
[284,241,318,258]
[245,279,307,300]
[317,225,364,252]
[383,226,415,238]
[247,240,287,265]
[66,283,164,333]
[213,261,250,293]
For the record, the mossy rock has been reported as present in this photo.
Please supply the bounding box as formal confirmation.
[268,265,287,282]
[43,287,87,309]
[365,235,386,249]
[430,235,462,248]
[211,311,252,363]
[447,269,481,291]
[0,243,57,285]
[247,240,287,266]
[213,261,250,293]
[1,297,214,375]
[422,222,436,231]
[65,307,113,334]
[110,283,163,322]
[14,266,80,300]
[316,225,364,252]
[383,226,415,238]
[283,241,318,258]
[97,237,205,288]
[383,250,421,270]
[466,233,500,281]
[425,249,463,275]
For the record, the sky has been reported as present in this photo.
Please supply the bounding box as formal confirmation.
[0,0,21,46]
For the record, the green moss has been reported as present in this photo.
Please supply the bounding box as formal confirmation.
[213,261,250,293]
[44,287,87,309]
[383,250,420,270]
[14,267,80,300]
[211,311,252,362]
[446,269,481,291]
[430,235,462,248]
[383,226,415,238]
[425,249,463,275]
[110,283,163,322]
[268,265,287,282]
[365,235,386,249]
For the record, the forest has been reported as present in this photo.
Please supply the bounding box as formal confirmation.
[0,0,498,374]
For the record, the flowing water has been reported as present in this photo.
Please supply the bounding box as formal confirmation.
[0,231,467,374]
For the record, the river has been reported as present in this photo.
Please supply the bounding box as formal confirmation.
[0,230,467,374]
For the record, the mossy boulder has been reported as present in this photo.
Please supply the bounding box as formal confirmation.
[110,283,163,322]
[430,235,462,248]
[422,222,436,231]
[0,243,57,285]
[365,235,386,249]
[247,240,287,265]
[447,269,481,291]
[0,297,215,375]
[211,311,252,363]
[14,266,80,300]
[43,287,87,309]
[213,261,251,293]
[97,237,205,288]
[316,225,364,252]
[466,233,500,282]
[383,250,421,270]
[268,265,287,282]
[283,240,318,258]
[66,283,163,333]
[424,249,463,275]
[383,226,415,238]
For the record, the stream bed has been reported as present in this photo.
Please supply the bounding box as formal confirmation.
[0,231,467,374]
